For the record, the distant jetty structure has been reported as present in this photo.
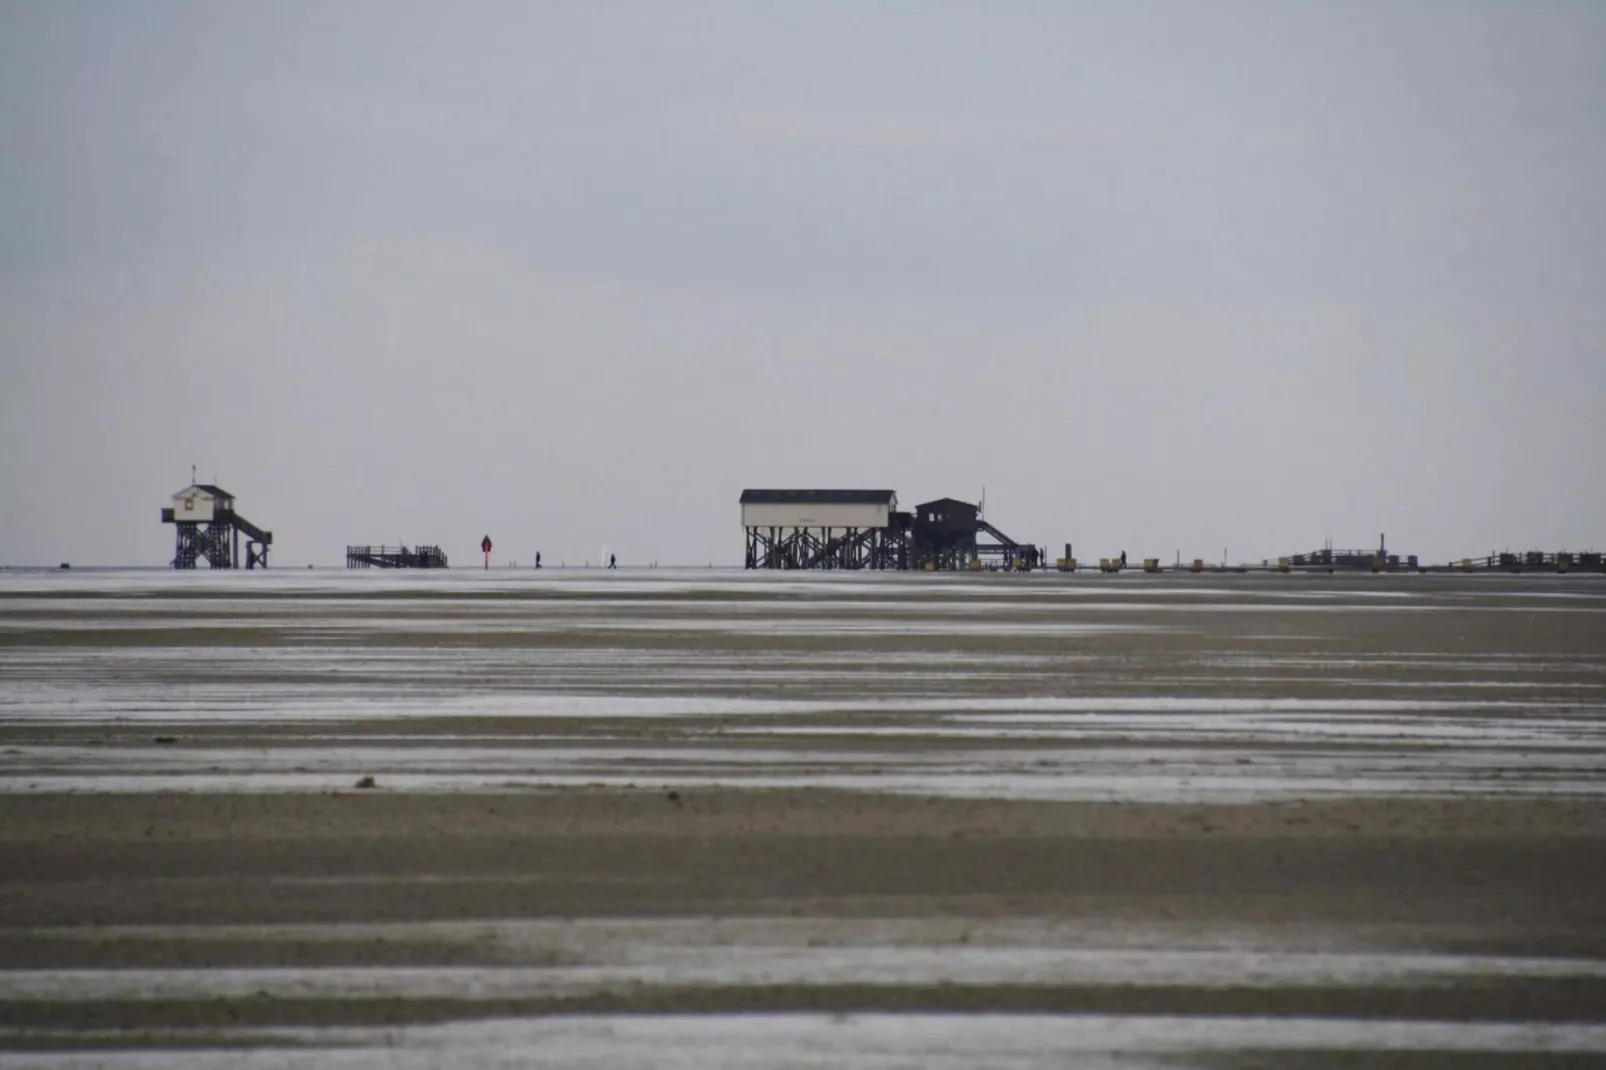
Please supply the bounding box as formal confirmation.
[739,490,1600,575]
[740,489,1040,571]
[162,482,272,569]
[346,545,448,569]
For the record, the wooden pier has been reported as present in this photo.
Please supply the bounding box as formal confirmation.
[346,545,448,569]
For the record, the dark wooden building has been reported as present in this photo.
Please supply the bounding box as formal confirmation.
[911,498,980,570]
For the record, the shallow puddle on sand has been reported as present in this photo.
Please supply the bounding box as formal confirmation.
[5,688,1598,723]
[5,1014,1606,1068]
[7,945,1606,1002]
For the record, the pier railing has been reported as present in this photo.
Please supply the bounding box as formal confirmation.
[346,545,449,569]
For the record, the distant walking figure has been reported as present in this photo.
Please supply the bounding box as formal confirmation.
[608,554,617,570]
[1120,550,1127,569]
[535,552,542,569]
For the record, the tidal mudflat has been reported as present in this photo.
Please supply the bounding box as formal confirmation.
[2,569,1604,1067]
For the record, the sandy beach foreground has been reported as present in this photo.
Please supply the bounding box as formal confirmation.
[2,569,1604,1066]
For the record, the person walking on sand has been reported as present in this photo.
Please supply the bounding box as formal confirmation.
[609,554,617,570]
[1120,550,1127,569]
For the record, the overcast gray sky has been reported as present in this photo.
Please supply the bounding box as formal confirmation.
[2,1,1603,567]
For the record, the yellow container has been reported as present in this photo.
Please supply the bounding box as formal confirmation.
[1143,558,1160,573]
[1371,556,1383,573]
[1277,557,1291,573]
[1461,558,1473,572]
[1191,558,1204,573]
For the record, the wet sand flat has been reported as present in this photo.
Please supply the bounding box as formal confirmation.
[2,569,1605,1067]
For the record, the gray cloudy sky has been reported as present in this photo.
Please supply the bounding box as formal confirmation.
[3,1,1603,567]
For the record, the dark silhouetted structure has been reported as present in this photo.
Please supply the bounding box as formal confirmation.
[741,489,1038,571]
[346,545,448,569]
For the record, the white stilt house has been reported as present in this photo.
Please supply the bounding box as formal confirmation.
[161,480,272,569]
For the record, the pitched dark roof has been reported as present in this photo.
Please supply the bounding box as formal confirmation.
[740,489,896,505]
[915,497,979,513]
[175,484,235,500]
